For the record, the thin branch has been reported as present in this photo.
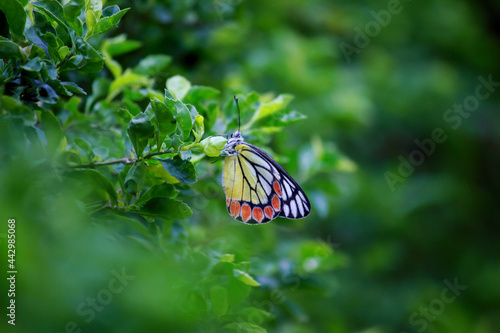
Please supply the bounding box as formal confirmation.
[67,149,174,168]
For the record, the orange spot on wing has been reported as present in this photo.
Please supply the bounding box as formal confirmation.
[272,195,281,211]
[273,181,282,196]
[241,204,251,222]
[252,207,264,223]
[226,198,230,207]
[234,201,241,218]
[264,206,274,219]
[230,201,237,216]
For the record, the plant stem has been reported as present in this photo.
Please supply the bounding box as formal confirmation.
[67,149,174,168]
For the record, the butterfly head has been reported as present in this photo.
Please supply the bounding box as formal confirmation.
[222,131,244,156]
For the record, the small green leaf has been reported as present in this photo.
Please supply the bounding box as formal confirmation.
[220,254,235,263]
[0,0,26,37]
[158,155,197,184]
[139,197,192,220]
[165,92,192,141]
[135,183,178,208]
[0,36,22,58]
[210,286,228,317]
[124,162,146,194]
[233,269,261,287]
[151,98,176,137]
[127,112,154,157]
[101,34,141,57]
[63,0,85,36]
[74,137,94,160]
[192,115,204,143]
[85,0,102,38]
[253,94,294,122]
[92,7,129,36]
[166,75,191,100]
[74,169,117,206]
[40,109,63,156]
[199,136,227,157]
[134,54,171,76]
[108,69,151,101]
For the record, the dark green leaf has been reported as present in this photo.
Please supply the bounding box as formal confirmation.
[165,92,192,141]
[24,26,50,58]
[0,0,26,37]
[124,162,146,194]
[127,112,154,157]
[139,197,192,220]
[158,155,197,184]
[135,183,178,208]
[0,36,22,58]
[69,169,118,206]
[61,81,86,95]
[40,109,63,155]
[32,0,69,35]
[151,98,176,136]
[63,0,85,36]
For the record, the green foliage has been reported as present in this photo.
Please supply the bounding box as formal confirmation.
[2,0,497,333]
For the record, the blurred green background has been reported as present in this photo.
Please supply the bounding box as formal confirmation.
[2,0,500,332]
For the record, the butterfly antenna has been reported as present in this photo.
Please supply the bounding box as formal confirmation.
[234,94,241,132]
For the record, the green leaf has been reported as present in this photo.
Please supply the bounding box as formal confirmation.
[85,77,109,112]
[192,115,204,143]
[127,112,154,157]
[184,86,220,103]
[101,34,141,57]
[85,0,102,38]
[32,0,69,36]
[254,94,293,122]
[158,155,197,184]
[166,75,191,100]
[0,0,26,37]
[40,109,63,155]
[0,36,22,58]
[72,169,117,206]
[61,81,86,95]
[92,7,129,36]
[108,69,151,101]
[134,183,178,208]
[233,269,261,287]
[220,254,235,263]
[134,54,171,76]
[124,162,146,194]
[139,197,192,220]
[151,97,176,137]
[74,137,94,160]
[199,136,227,157]
[165,92,192,141]
[210,286,228,317]
[63,0,85,36]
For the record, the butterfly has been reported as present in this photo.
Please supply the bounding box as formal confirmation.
[221,95,311,224]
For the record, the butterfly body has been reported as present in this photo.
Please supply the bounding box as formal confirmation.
[222,130,310,224]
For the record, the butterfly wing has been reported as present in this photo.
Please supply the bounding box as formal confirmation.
[223,142,310,224]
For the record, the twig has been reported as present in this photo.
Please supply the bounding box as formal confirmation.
[67,149,174,168]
